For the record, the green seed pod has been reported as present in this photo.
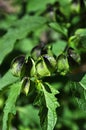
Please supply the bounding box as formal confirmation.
[36,56,51,77]
[31,43,53,60]
[43,54,57,73]
[57,54,69,76]
[10,55,25,77]
[21,77,30,96]
[31,45,41,60]
[21,57,36,78]
[28,57,36,77]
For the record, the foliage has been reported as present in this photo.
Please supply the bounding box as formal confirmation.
[0,0,86,130]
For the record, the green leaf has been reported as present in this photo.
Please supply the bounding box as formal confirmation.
[17,105,40,127]
[52,40,67,56]
[71,80,86,112]
[59,0,72,17]
[15,38,34,54]
[75,28,86,37]
[0,70,18,91]
[39,82,59,130]
[69,28,86,51]
[75,28,86,49]
[0,15,47,64]
[49,22,68,37]
[2,82,22,130]
[79,74,86,90]
[0,15,17,29]
[27,0,56,13]
[79,74,86,100]
[84,0,86,7]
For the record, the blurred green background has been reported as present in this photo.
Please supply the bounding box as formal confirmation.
[0,0,86,130]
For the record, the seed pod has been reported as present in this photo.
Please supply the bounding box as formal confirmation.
[27,57,36,77]
[31,43,52,60]
[43,54,57,73]
[21,77,30,95]
[10,55,25,77]
[68,47,81,64]
[57,54,69,76]
[36,56,51,77]
[21,57,36,78]
[31,45,41,60]
[42,45,53,56]
[31,41,46,60]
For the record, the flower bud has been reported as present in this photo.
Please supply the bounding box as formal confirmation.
[57,54,69,76]
[10,55,25,77]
